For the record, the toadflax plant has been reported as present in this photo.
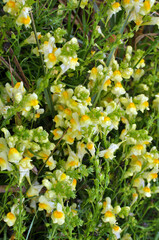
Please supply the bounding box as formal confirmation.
[0,0,159,239]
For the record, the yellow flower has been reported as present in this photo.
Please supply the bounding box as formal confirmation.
[65,149,80,169]
[4,212,16,227]
[19,157,34,184]
[3,0,19,15]
[102,210,116,224]
[112,225,122,239]
[51,203,65,225]
[38,196,55,213]
[8,148,22,163]
[16,7,32,28]
[86,141,95,156]
[126,102,137,115]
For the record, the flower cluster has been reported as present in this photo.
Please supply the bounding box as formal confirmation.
[3,0,32,27]
[24,31,79,74]
[121,127,159,198]
[0,82,43,120]
[1,1,159,238]
[101,197,130,239]
[106,0,158,28]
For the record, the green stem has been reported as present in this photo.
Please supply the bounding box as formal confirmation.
[30,12,45,75]
[17,184,23,240]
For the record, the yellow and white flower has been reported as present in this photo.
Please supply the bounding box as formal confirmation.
[38,151,56,170]
[111,70,123,82]
[38,195,55,213]
[102,210,116,225]
[16,7,31,28]
[0,151,11,171]
[99,143,120,160]
[26,181,43,198]
[111,82,126,96]
[80,114,91,127]
[126,102,137,115]
[71,178,77,191]
[77,141,86,159]
[19,157,34,184]
[3,0,19,15]
[107,2,122,21]
[142,171,158,183]
[61,57,79,73]
[112,225,122,239]
[51,203,65,225]
[140,0,155,15]
[103,78,111,91]
[4,204,19,227]
[55,170,70,182]
[130,144,146,156]
[99,114,112,128]
[8,147,22,163]
[4,212,16,227]
[86,141,95,156]
[65,148,80,169]
[40,36,56,55]
[121,68,133,79]
[133,177,145,188]
[24,31,42,44]
[52,128,63,140]
[134,94,149,113]
[139,186,151,197]
[133,68,145,81]
[89,65,103,81]
[101,197,113,214]
[80,0,88,9]
[44,48,61,69]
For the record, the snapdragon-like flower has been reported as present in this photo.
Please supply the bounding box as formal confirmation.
[111,70,123,82]
[26,181,43,198]
[24,31,42,44]
[126,101,137,115]
[51,203,65,225]
[102,210,116,224]
[139,186,151,197]
[19,157,34,184]
[38,150,56,170]
[3,0,19,15]
[89,65,104,81]
[111,82,126,96]
[99,143,120,160]
[112,225,122,239]
[107,2,122,21]
[61,57,79,73]
[38,195,55,213]
[4,204,19,227]
[86,141,95,156]
[133,68,145,81]
[65,148,80,170]
[4,212,16,226]
[0,151,11,171]
[130,144,146,156]
[6,82,26,103]
[55,170,70,182]
[8,147,22,163]
[16,7,31,28]
[44,48,61,69]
